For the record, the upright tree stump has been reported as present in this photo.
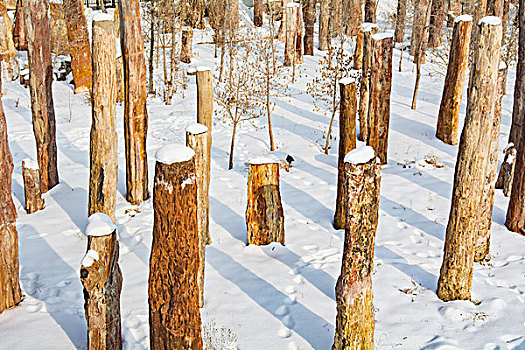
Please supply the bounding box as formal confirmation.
[475,61,506,262]
[509,0,525,148]
[0,0,17,79]
[357,23,379,141]
[81,213,122,350]
[496,143,516,197]
[150,145,202,349]
[24,0,59,193]
[345,0,362,37]
[277,0,292,42]
[394,0,407,43]
[89,15,118,222]
[180,27,193,64]
[436,15,472,146]
[63,0,92,93]
[354,23,378,71]
[254,0,263,27]
[284,3,303,67]
[318,0,329,50]
[119,0,149,205]
[364,0,376,22]
[428,0,446,48]
[410,0,431,60]
[246,159,285,245]
[330,0,343,37]
[186,123,211,308]
[437,17,502,301]
[22,159,44,213]
[0,83,22,315]
[332,146,381,350]
[303,0,315,56]
[367,33,394,165]
[334,78,357,230]
[13,0,27,51]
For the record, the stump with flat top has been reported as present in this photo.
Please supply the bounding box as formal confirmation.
[81,213,122,350]
[333,146,381,350]
[246,159,284,245]
[22,160,44,213]
[149,144,202,350]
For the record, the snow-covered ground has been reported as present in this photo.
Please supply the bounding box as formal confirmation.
[1,5,525,350]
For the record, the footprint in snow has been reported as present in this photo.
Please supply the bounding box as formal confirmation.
[283,295,296,305]
[285,286,297,295]
[55,280,71,288]
[25,300,43,313]
[278,327,291,338]
[274,305,289,317]
[396,222,408,229]
[26,232,49,240]
[282,315,295,328]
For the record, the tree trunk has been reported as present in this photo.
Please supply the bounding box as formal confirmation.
[333,79,357,230]
[180,27,193,64]
[63,0,92,93]
[186,124,211,308]
[81,213,122,350]
[354,23,378,70]
[486,0,503,17]
[24,0,59,193]
[254,0,263,26]
[116,55,125,103]
[22,160,44,213]
[278,0,291,42]
[437,17,502,302]
[284,3,303,66]
[150,145,202,350]
[428,0,447,48]
[0,82,22,315]
[119,0,149,205]
[148,3,155,94]
[332,146,380,350]
[345,0,362,37]
[303,0,315,55]
[509,0,525,148]
[196,68,212,215]
[330,0,343,37]
[357,24,379,141]
[89,17,118,223]
[319,0,330,50]
[367,33,394,165]
[246,160,285,245]
[0,0,17,79]
[410,0,431,59]
[394,0,407,43]
[364,0,376,22]
[13,0,27,51]
[495,143,516,196]
[436,16,472,145]
[475,62,506,262]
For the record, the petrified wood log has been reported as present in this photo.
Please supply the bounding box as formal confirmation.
[495,143,516,196]
[180,27,193,64]
[22,159,44,213]
[284,3,303,66]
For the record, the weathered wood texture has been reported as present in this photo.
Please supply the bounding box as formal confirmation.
[475,63,506,262]
[81,216,122,350]
[357,24,378,140]
[364,0,376,22]
[303,0,315,55]
[330,0,343,37]
[246,161,285,245]
[63,0,92,93]
[119,0,149,205]
[254,0,263,26]
[284,3,303,66]
[24,0,59,193]
[22,161,44,213]
[0,0,15,62]
[0,84,21,315]
[319,0,329,50]
[509,0,525,147]
[277,0,292,41]
[495,143,516,196]
[13,0,27,51]
[186,125,211,308]
[333,147,381,350]
[49,3,69,56]
[410,0,431,59]
[116,55,125,103]
[344,0,362,36]
[394,0,407,42]
[89,19,118,222]
[436,17,472,145]
[354,23,378,71]
[486,0,503,16]
[180,27,193,63]
[367,33,394,165]
[437,18,502,301]
[334,80,357,230]
[149,147,202,349]
[428,0,447,48]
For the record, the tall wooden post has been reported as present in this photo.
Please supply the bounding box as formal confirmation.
[22,159,44,213]
[319,0,329,50]
[394,0,407,43]
[89,15,118,222]
[330,0,343,37]
[436,15,472,145]
[345,0,362,37]
[357,23,379,141]
[186,123,211,308]
[246,159,285,245]
[81,213,122,350]
[303,0,315,56]
[119,0,149,205]
[354,23,378,71]
[367,33,394,165]
[180,27,193,64]
[410,0,431,59]
[509,0,525,148]
[149,144,202,349]
[13,0,27,51]
[475,62,506,262]
[63,0,92,93]
[334,78,357,230]
[284,3,303,66]
[254,0,263,27]
[0,84,22,315]
[428,0,447,48]
[333,146,381,350]
[437,17,502,301]
[24,0,59,193]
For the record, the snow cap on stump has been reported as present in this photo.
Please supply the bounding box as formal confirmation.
[454,14,473,23]
[344,145,377,165]
[155,144,195,165]
[85,213,117,237]
[196,66,211,72]
[478,16,502,26]
[22,158,39,170]
[249,157,280,165]
[286,2,300,8]
[186,123,208,135]
[372,32,394,41]
[339,77,356,85]
[92,12,114,22]
[361,22,379,32]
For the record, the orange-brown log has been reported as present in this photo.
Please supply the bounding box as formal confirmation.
[357,23,378,141]
[12,0,27,51]
[394,0,407,42]
[22,160,44,213]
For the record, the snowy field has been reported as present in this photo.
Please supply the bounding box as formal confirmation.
[1,4,525,350]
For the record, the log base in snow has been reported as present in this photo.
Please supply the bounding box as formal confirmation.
[495,143,516,197]
[81,213,122,350]
[22,160,44,213]
[246,160,285,245]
